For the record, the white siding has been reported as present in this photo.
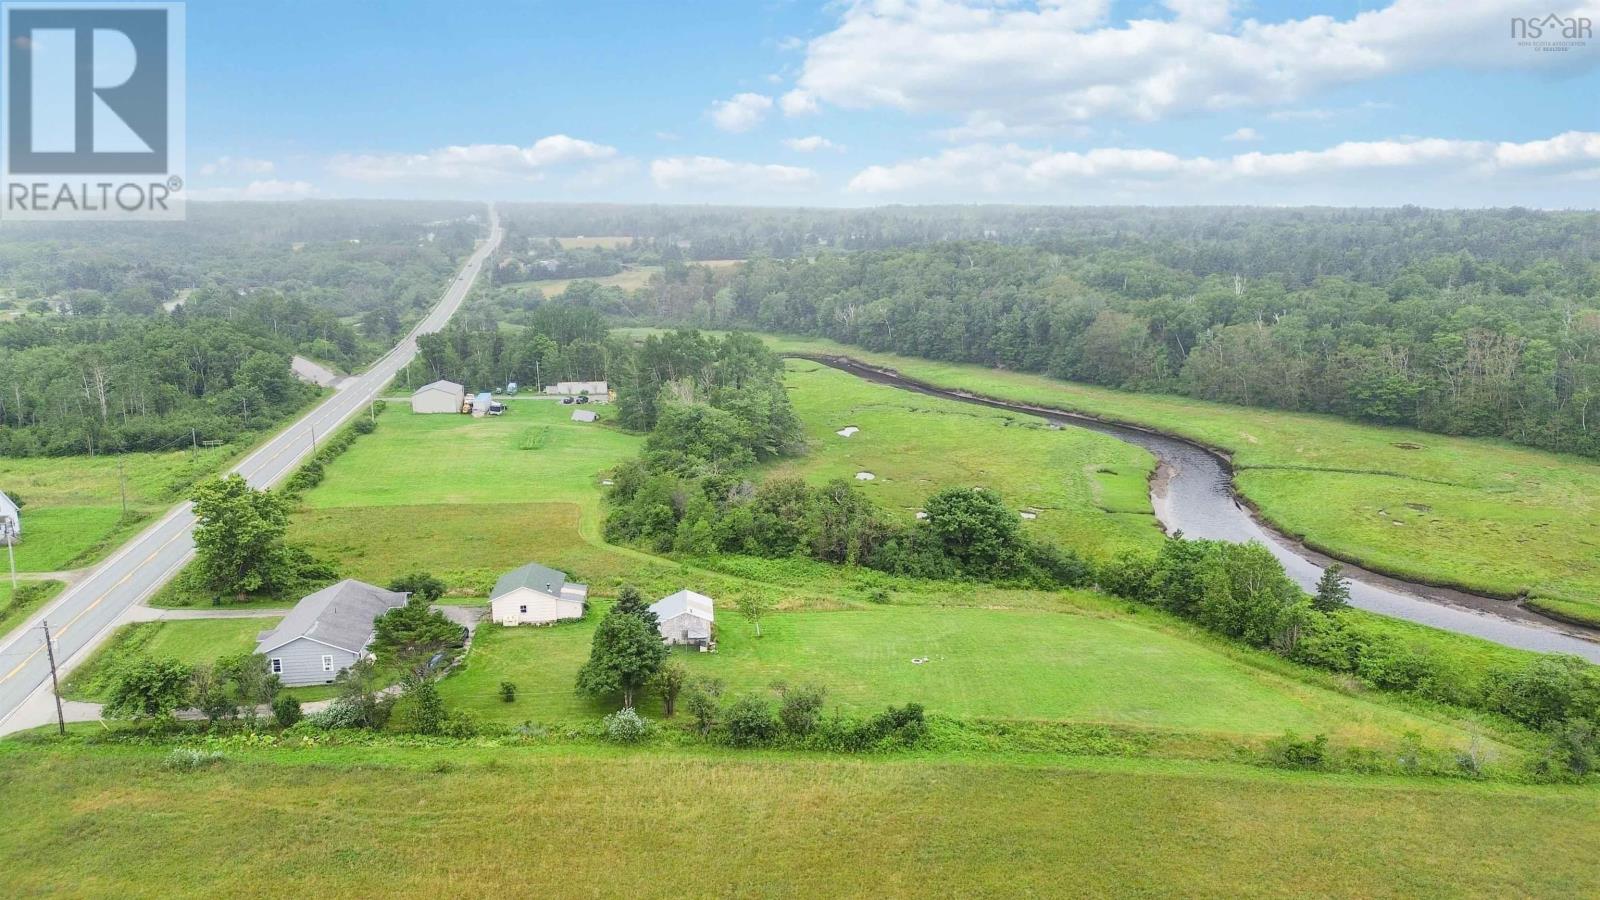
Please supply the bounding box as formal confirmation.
[267,638,361,686]
[658,611,713,645]
[491,587,584,625]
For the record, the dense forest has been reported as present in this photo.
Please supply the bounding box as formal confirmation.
[0,202,478,457]
[547,206,1600,458]
[498,203,1600,281]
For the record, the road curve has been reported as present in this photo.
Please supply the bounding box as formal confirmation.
[0,204,502,732]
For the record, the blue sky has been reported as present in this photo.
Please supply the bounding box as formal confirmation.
[186,0,1600,207]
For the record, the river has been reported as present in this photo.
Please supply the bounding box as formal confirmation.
[799,354,1600,663]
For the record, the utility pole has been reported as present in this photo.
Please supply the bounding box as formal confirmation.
[310,425,317,452]
[41,620,65,736]
[117,458,128,518]
[190,427,198,460]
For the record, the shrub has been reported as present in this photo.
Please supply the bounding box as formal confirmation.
[603,707,650,744]
[163,748,225,771]
[776,682,827,737]
[498,681,518,703]
[271,694,303,728]
[1264,732,1329,769]
[720,695,779,747]
[305,696,371,730]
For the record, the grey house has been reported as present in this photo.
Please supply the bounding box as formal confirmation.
[648,589,715,648]
[255,580,408,686]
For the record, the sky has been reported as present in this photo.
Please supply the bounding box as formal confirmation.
[184,0,1600,207]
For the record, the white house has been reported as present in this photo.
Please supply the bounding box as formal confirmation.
[490,561,588,625]
[255,580,408,686]
[411,379,465,414]
[543,381,608,399]
[649,589,715,648]
[0,491,19,543]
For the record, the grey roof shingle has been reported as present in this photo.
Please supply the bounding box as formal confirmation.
[491,562,570,600]
[256,580,409,654]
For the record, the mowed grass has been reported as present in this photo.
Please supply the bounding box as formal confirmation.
[760,334,1600,622]
[771,361,1161,559]
[0,579,64,638]
[0,447,232,571]
[443,601,1490,752]
[62,618,279,702]
[3,745,1597,898]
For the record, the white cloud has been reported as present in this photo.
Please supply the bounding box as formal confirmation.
[199,156,276,177]
[846,131,1600,202]
[328,135,618,182]
[779,89,819,116]
[189,179,316,201]
[786,0,1600,133]
[650,156,816,192]
[784,135,845,153]
[709,92,774,132]
[1224,127,1261,142]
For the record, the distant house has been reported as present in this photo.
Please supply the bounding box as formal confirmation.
[649,589,715,648]
[411,379,465,414]
[0,491,18,543]
[490,562,588,626]
[571,409,597,423]
[543,381,608,400]
[255,580,408,686]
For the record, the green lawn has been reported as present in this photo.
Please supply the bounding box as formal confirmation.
[0,579,64,639]
[62,618,280,702]
[759,333,1600,624]
[443,601,1497,755]
[771,360,1161,559]
[2,743,1595,898]
[0,446,235,572]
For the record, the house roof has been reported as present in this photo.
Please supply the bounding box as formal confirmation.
[255,579,409,655]
[414,379,463,396]
[650,589,715,621]
[492,561,571,601]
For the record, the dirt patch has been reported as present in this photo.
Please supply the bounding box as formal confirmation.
[1392,442,1425,450]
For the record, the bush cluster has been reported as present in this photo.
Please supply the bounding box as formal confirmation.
[677,678,926,753]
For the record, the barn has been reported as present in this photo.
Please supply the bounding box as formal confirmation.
[649,589,715,648]
[255,580,409,686]
[490,562,589,625]
[411,379,465,414]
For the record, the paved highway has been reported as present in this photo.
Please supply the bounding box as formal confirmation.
[0,204,501,732]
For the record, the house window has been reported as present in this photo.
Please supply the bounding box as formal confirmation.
[322,655,334,672]
[270,658,282,674]
[519,605,528,614]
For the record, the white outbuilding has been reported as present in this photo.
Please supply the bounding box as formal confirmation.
[490,562,589,626]
[0,491,19,543]
[543,381,608,400]
[571,409,597,423]
[649,589,715,648]
[411,379,465,414]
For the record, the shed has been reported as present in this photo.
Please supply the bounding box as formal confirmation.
[471,391,494,417]
[490,561,588,625]
[0,491,18,542]
[411,379,465,414]
[649,589,715,647]
[571,409,597,423]
[255,580,408,686]
[543,381,608,399]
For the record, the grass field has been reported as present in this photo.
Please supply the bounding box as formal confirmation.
[62,618,280,702]
[772,360,1161,559]
[0,447,233,572]
[2,743,1596,898]
[0,579,64,639]
[441,600,1500,756]
[757,334,1600,624]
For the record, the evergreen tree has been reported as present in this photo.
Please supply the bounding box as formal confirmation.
[1313,564,1353,612]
